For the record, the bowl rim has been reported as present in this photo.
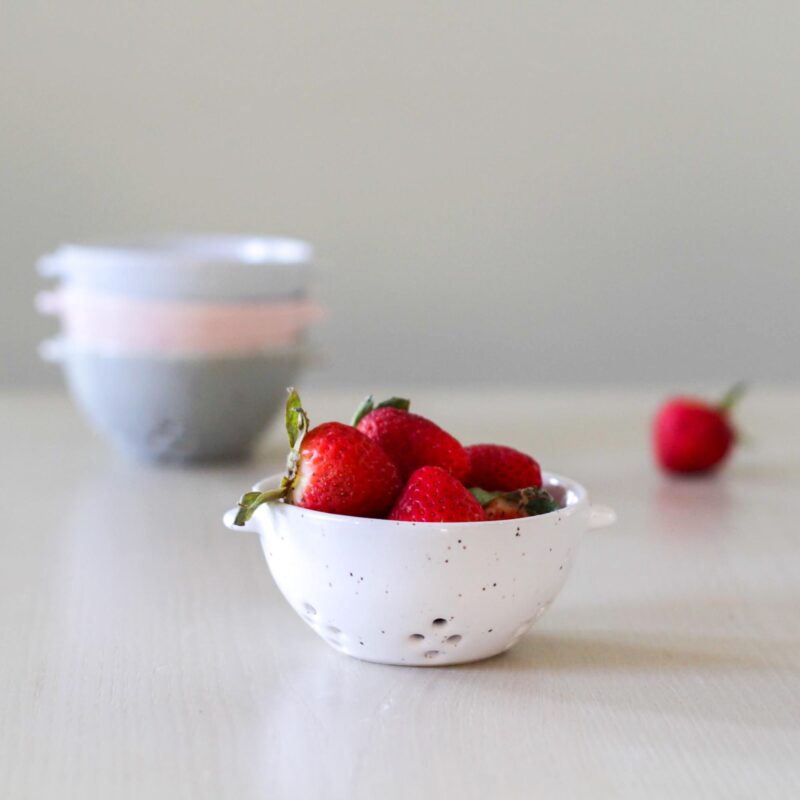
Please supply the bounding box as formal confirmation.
[246,470,589,531]
[38,234,314,272]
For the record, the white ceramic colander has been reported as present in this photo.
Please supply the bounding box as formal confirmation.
[223,472,615,666]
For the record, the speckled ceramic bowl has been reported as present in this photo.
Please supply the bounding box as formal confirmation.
[41,339,308,462]
[224,473,615,666]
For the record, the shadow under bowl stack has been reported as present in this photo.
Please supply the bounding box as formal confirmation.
[37,235,320,462]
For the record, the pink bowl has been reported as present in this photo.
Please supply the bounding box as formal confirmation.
[36,288,324,354]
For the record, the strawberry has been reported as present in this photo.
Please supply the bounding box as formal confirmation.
[653,383,745,475]
[353,396,470,481]
[388,466,487,523]
[288,422,402,515]
[234,389,401,523]
[465,444,542,491]
[470,487,559,520]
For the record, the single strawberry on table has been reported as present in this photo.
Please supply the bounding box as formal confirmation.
[234,389,401,524]
[388,466,487,523]
[653,383,745,475]
[353,396,470,481]
[465,443,542,491]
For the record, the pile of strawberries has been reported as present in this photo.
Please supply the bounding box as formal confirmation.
[234,390,557,526]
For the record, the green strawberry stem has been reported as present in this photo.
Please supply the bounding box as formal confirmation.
[351,395,411,426]
[234,487,287,526]
[232,387,309,526]
[718,381,747,413]
[469,488,500,506]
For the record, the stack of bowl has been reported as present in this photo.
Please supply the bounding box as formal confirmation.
[37,235,320,463]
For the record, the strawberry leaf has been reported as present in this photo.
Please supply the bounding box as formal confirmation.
[718,381,747,414]
[351,394,411,426]
[470,486,559,517]
[234,486,287,526]
[351,395,375,426]
[285,387,306,448]
[282,387,309,494]
[469,487,503,505]
[376,396,411,411]
[232,388,309,526]
[518,487,559,516]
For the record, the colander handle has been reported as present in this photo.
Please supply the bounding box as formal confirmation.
[589,505,617,530]
[223,508,260,533]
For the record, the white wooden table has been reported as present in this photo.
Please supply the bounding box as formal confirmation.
[1,388,798,799]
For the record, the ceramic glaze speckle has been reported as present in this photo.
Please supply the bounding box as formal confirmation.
[224,473,615,666]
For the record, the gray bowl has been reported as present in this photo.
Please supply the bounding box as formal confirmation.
[41,340,305,462]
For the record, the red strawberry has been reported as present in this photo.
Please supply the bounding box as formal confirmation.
[353,396,470,481]
[290,422,401,515]
[653,383,745,474]
[235,389,401,523]
[470,487,559,520]
[388,466,487,523]
[465,444,542,491]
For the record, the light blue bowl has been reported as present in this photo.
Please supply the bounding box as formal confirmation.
[41,340,306,462]
[37,235,313,303]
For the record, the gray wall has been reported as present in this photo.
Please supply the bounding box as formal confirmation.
[3,2,799,389]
